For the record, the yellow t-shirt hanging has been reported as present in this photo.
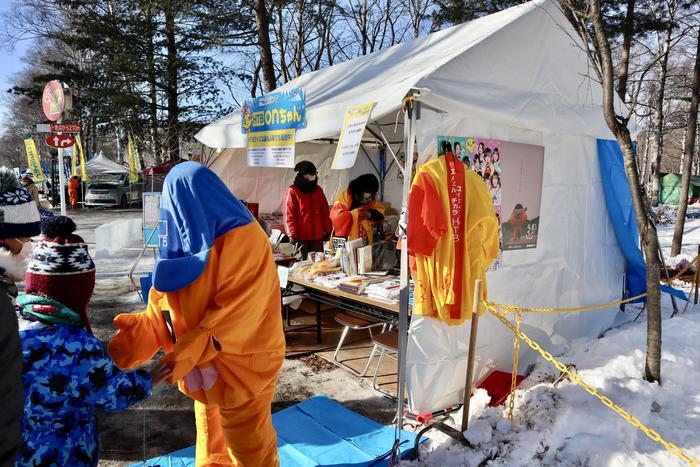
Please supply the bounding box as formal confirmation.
[407,155,500,324]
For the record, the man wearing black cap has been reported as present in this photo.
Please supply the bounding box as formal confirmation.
[283,161,332,259]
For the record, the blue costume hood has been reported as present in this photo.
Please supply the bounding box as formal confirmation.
[153,162,253,292]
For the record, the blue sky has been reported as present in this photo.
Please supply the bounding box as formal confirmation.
[0,1,30,123]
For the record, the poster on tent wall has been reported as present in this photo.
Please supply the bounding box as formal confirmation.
[498,141,544,251]
[246,129,296,168]
[240,87,306,134]
[436,136,544,255]
[332,102,375,169]
[241,87,305,168]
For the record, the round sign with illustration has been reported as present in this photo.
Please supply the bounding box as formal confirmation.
[42,80,65,121]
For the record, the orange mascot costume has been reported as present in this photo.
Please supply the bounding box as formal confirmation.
[330,174,385,244]
[108,162,285,466]
[67,176,79,208]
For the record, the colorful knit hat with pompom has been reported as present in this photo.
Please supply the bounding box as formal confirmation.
[0,168,41,239]
[25,216,95,332]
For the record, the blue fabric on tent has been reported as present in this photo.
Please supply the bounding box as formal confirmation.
[131,395,425,466]
[597,139,687,302]
[597,139,647,300]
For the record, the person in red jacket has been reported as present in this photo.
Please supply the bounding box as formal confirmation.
[283,161,332,259]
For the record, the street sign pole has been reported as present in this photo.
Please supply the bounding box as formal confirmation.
[57,116,66,216]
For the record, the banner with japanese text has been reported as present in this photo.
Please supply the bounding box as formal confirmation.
[23,137,45,182]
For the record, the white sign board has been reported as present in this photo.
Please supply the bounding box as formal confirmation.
[246,129,295,168]
[142,192,162,247]
[332,102,375,170]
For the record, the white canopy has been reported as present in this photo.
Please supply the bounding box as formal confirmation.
[198,0,630,416]
[85,152,129,174]
[196,0,624,149]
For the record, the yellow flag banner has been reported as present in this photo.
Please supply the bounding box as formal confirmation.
[23,137,45,183]
[75,135,88,181]
[70,146,78,177]
[127,134,140,183]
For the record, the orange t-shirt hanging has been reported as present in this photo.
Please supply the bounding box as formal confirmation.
[407,153,500,324]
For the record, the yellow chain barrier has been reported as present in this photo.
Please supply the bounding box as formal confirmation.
[487,254,699,315]
[484,301,698,466]
[507,311,521,421]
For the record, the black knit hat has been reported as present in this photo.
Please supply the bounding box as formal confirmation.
[349,174,379,196]
[294,160,317,176]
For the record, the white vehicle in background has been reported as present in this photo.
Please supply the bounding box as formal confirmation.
[85,172,143,208]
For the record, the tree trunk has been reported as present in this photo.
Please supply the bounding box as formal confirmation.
[146,10,160,165]
[253,0,277,92]
[616,0,635,101]
[164,3,179,161]
[115,127,122,163]
[294,1,304,77]
[671,31,700,257]
[276,6,290,83]
[589,0,662,383]
[360,1,368,56]
[650,14,675,206]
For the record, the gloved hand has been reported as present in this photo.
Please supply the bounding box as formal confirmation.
[367,209,384,222]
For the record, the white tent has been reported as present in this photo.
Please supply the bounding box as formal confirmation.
[196,0,628,419]
[84,152,129,175]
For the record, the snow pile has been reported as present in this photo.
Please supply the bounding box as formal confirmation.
[658,217,700,261]
[654,205,678,225]
[407,309,700,466]
[667,254,696,275]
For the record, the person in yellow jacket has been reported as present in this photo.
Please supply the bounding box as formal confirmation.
[330,174,385,244]
[108,162,285,466]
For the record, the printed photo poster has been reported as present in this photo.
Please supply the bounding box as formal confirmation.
[472,138,503,269]
[437,136,473,169]
[499,141,544,251]
[435,135,545,261]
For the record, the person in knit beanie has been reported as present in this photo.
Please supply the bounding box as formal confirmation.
[15,216,173,467]
[0,167,40,467]
[24,215,96,333]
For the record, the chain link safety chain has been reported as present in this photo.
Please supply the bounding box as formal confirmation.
[508,311,522,421]
[486,253,699,315]
[484,302,698,466]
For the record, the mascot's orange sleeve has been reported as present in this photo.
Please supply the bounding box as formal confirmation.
[108,222,285,408]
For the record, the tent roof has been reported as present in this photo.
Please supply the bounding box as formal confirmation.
[85,152,129,174]
[661,173,700,187]
[196,0,625,150]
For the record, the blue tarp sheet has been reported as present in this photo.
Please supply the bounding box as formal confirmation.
[597,139,687,302]
[132,395,425,466]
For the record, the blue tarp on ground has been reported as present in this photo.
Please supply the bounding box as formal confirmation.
[597,139,687,302]
[132,395,425,466]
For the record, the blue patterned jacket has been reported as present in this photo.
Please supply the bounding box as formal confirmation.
[17,316,152,467]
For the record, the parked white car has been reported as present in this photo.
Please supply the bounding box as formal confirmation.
[85,172,143,208]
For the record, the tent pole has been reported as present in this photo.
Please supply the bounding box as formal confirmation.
[461,279,482,432]
[360,144,381,178]
[379,148,386,201]
[371,123,404,177]
[396,94,419,435]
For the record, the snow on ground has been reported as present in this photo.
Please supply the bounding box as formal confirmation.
[407,213,700,466]
[658,207,700,259]
[408,303,700,466]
